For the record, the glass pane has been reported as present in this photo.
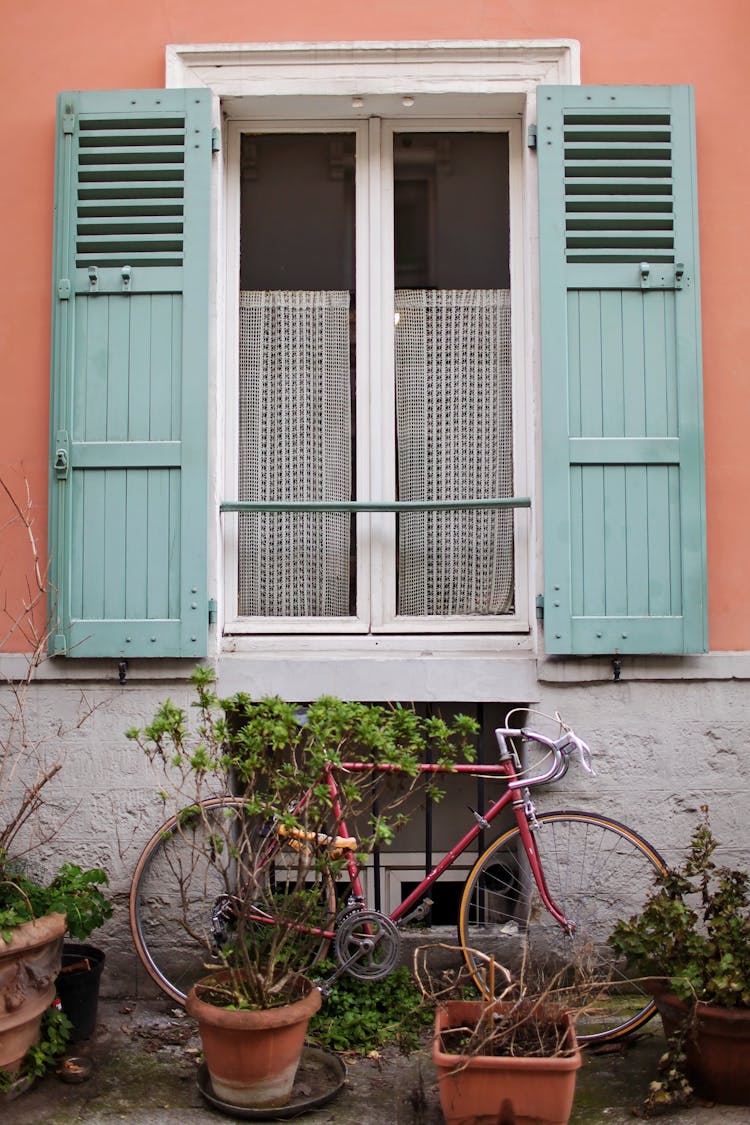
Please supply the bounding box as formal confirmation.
[238,134,356,617]
[393,133,514,616]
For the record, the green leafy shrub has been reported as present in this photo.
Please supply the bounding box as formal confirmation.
[610,806,750,1007]
[308,964,431,1052]
[0,860,112,944]
[128,667,479,1010]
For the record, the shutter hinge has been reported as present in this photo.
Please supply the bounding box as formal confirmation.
[527,124,537,150]
[57,278,71,300]
[211,128,221,154]
[208,598,218,625]
[62,114,75,135]
[536,594,544,621]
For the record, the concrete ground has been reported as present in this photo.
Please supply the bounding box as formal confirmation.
[3,996,750,1124]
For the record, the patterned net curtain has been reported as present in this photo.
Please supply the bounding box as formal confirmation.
[238,290,351,616]
[395,289,514,616]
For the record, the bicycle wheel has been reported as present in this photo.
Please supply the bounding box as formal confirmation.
[130,797,337,1003]
[458,811,666,1044]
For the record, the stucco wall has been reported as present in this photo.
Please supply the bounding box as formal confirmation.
[6,673,747,996]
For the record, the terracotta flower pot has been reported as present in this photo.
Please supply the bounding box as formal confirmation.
[650,987,750,1106]
[185,971,322,1109]
[0,912,66,1072]
[433,1000,582,1125]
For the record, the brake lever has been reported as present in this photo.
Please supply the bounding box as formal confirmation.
[574,736,595,775]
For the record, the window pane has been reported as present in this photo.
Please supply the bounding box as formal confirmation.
[238,134,355,616]
[393,133,513,616]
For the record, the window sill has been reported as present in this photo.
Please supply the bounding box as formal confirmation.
[216,636,537,702]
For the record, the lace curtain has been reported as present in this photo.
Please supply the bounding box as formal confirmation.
[237,290,351,616]
[395,289,514,616]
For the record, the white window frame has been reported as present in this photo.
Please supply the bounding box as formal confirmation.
[374,117,524,633]
[166,40,580,657]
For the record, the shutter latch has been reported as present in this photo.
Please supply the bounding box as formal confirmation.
[675,262,684,290]
[54,431,70,480]
[88,267,99,293]
[640,262,650,289]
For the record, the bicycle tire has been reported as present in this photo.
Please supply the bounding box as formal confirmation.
[458,810,666,1044]
[130,796,337,1004]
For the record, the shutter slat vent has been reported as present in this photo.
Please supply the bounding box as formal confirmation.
[76,116,186,267]
[564,113,674,264]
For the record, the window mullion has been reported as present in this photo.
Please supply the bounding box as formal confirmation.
[369,117,397,629]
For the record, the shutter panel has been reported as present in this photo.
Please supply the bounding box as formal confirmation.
[49,89,211,657]
[538,85,706,655]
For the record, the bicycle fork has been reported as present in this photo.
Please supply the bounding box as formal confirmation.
[515,791,576,935]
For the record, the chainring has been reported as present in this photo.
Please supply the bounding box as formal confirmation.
[333,909,401,980]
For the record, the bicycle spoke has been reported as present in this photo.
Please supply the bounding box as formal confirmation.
[459,812,665,1043]
[130,797,336,1003]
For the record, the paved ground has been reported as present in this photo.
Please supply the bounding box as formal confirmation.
[3,996,750,1123]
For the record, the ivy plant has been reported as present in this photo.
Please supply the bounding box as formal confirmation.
[609,806,750,1007]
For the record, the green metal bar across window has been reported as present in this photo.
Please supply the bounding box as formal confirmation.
[220,498,531,514]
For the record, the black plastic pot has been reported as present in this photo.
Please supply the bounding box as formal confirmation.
[55,943,105,1041]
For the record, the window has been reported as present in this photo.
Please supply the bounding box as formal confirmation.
[228,124,519,632]
[48,45,707,660]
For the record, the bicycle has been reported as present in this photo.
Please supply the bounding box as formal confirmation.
[129,716,666,1044]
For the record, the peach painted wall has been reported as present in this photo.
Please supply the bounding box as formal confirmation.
[1,0,748,649]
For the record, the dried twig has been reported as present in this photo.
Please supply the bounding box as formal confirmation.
[0,473,99,864]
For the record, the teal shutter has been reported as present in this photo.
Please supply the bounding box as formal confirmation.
[538,85,706,655]
[49,89,211,658]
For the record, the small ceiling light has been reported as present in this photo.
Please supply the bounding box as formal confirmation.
[402,96,415,108]
[352,96,364,109]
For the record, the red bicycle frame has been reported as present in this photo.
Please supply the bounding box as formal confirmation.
[283,732,573,940]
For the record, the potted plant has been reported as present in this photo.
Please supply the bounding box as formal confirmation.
[0,476,112,1077]
[610,805,750,1106]
[433,998,581,1125]
[128,670,478,1110]
[417,946,584,1125]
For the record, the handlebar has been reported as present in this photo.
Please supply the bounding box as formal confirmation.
[494,725,595,790]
